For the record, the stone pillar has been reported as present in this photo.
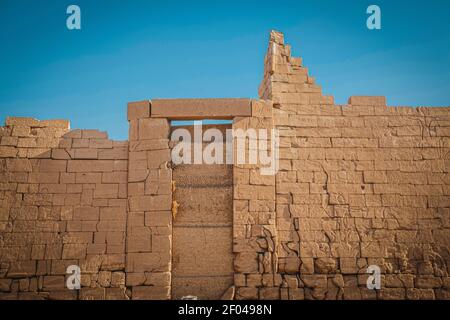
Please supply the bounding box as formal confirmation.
[126,101,172,299]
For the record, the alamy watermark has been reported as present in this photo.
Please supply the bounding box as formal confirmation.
[66,5,81,30]
[171,122,279,175]
[366,5,381,30]
[366,265,381,290]
[66,265,81,290]
[65,5,379,32]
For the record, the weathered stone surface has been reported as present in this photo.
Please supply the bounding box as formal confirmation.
[128,101,150,121]
[220,286,235,300]
[132,286,170,300]
[234,252,259,273]
[0,30,449,301]
[314,258,337,274]
[348,96,386,106]
[151,98,252,119]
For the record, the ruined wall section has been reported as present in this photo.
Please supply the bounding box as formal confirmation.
[233,100,279,299]
[0,117,129,299]
[263,31,450,300]
[126,101,172,299]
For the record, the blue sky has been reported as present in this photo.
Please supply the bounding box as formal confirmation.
[1,0,449,140]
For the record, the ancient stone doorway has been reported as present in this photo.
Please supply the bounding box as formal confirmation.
[171,124,234,300]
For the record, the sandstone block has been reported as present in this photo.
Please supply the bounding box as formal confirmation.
[128,100,150,121]
[72,138,90,148]
[111,272,126,287]
[406,288,435,300]
[74,148,98,159]
[62,244,87,259]
[90,139,113,149]
[0,146,18,157]
[139,118,169,140]
[38,159,67,172]
[11,126,31,137]
[6,159,32,172]
[73,207,99,221]
[236,287,258,300]
[81,130,108,139]
[132,286,170,300]
[151,98,251,119]
[348,96,386,106]
[7,261,37,278]
[145,211,172,227]
[42,276,65,290]
[93,184,119,199]
[105,288,129,300]
[314,258,337,274]
[6,117,40,127]
[100,207,126,221]
[234,252,259,273]
[127,253,168,273]
[129,195,172,211]
[148,149,171,168]
[251,100,273,117]
[80,288,106,300]
[68,160,114,172]
[98,147,128,160]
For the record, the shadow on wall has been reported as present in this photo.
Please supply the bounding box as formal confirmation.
[0,117,130,300]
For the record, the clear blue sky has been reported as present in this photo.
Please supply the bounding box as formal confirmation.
[1,0,449,140]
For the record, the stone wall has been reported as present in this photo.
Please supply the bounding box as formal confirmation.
[233,100,279,299]
[126,101,172,299]
[0,30,449,300]
[259,31,450,300]
[0,117,129,299]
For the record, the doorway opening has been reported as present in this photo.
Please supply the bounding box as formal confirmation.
[170,122,234,300]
